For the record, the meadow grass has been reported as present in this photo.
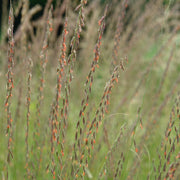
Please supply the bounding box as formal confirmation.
[0,0,180,179]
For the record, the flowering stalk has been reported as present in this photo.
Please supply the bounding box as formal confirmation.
[48,1,87,178]
[5,2,14,177]
[111,0,129,70]
[152,93,180,179]
[66,0,87,86]
[72,7,107,178]
[50,19,68,179]
[25,58,33,177]
[31,6,53,176]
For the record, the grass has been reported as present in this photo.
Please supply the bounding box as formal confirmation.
[0,0,180,179]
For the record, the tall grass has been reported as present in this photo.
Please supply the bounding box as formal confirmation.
[0,0,180,179]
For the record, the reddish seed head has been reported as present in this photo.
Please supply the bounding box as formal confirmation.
[9,57,12,62]
[40,78,44,83]
[49,27,53,32]
[7,125,10,129]
[53,135,56,141]
[43,45,48,49]
[81,155,84,159]
[61,150,64,156]
[176,154,180,159]
[65,30,68,35]
[96,55,99,61]
[53,171,55,176]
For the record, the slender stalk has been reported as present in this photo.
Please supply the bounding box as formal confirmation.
[5,1,14,178]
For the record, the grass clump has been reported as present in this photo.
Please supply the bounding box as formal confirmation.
[0,0,180,179]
